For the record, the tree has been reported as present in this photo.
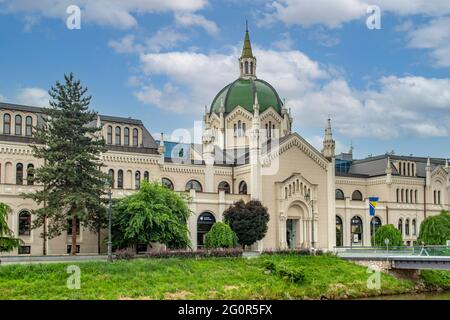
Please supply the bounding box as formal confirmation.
[24,73,108,255]
[0,203,21,253]
[373,224,403,247]
[418,211,450,245]
[204,222,236,249]
[223,200,270,249]
[112,181,191,250]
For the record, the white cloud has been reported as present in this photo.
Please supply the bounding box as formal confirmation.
[263,0,450,28]
[406,17,450,67]
[2,0,208,29]
[174,12,220,36]
[271,32,294,50]
[108,35,141,54]
[0,93,6,101]
[16,88,50,106]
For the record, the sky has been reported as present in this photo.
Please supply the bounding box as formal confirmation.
[0,0,449,160]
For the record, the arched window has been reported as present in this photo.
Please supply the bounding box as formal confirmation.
[237,181,247,195]
[132,128,138,146]
[27,164,34,185]
[197,212,216,248]
[434,190,437,204]
[411,163,415,176]
[268,121,272,138]
[108,169,114,188]
[335,189,345,200]
[3,113,11,134]
[412,219,417,236]
[336,216,343,247]
[18,211,31,236]
[16,163,23,185]
[245,61,249,74]
[351,216,363,245]
[144,171,149,182]
[107,125,112,144]
[407,163,410,176]
[162,178,174,190]
[242,123,246,135]
[415,190,418,203]
[406,189,409,203]
[135,171,141,189]
[396,189,400,202]
[115,127,121,145]
[218,181,230,194]
[15,115,22,135]
[401,189,404,202]
[234,123,237,137]
[438,191,441,204]
[410,190,413,204]
[25,116,32,136]
[405,219,410,236]
[117,170,123,189]
[351,190,363,201]
[124,127,130,146]
[265,123,268,137]
[370,216,382,239]
[284,187,288,199]
[186,180,202,192]
[250,61,253,74]
[399,162,402,175]
[398,218,403,235]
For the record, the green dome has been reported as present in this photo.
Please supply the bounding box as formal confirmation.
[210,78,283,115]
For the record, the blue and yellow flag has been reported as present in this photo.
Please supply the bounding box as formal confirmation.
[369,197,379,216]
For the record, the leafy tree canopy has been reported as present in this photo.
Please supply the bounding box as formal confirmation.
[112,181,191,250]
[204,222,236,249]
[223,200,270,248]
[0,203,22,253]
[418,211,450,245]
[373,224,403,247]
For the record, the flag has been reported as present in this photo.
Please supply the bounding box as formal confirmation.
[369,197,379,216]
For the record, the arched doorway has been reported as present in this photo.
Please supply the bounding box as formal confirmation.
[370,216,382,245]
[351,216,363,246]
[197,212,215,249]
[286,204,306,249]
[336,216,343,247]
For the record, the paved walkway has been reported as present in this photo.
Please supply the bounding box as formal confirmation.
[0,255,108,265]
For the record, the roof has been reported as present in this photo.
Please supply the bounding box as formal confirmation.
[337,154,449,178]
[241,28,254,58]
[210,78,283,115]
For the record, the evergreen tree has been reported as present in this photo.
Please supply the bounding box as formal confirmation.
[24,73,108,255]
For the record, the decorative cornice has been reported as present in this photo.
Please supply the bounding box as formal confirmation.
[225,106,253,122]
[260,107,283,122]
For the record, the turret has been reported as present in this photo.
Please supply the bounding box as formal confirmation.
[386,156,392,185]
[158,133,165,164]
[426,157,432,187]
[239,21,257,79]
[322,118,336,160]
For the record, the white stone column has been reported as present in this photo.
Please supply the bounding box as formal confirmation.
[279,215,286,249]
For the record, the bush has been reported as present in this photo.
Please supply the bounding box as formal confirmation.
[114,248,136,260]
[373,224,403,247]
[145,248,243,259]
[418,211,450,245]
[262,260,305,283]
[262,248,324,256]
[204,222,236,249]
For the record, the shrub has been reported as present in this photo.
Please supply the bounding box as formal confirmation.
[373,224,403,247]
[262,248,322,256]
[204,222,236,249]
[144,248,243,259]
[114,248,136,260]
[418,211,450,245]
[262,260,305,283]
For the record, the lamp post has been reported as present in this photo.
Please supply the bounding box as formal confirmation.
[106,182,113,262]
[304,191,315,249]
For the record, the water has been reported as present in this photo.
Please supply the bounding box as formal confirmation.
[364,291,450,300]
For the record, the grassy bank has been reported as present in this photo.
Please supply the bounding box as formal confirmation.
[0,254,447,300]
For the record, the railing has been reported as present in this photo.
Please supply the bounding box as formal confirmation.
[335,245,450,257]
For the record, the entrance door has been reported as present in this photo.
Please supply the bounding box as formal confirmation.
[197,212,216,249]
[286,219,297,249]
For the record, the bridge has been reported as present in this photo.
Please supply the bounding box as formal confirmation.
[336,246,450,270]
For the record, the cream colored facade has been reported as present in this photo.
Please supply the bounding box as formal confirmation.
[1,30,449,256]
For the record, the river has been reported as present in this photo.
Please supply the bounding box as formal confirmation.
[363,291,450,300]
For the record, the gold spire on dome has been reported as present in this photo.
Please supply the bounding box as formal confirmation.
[241,20,254,59]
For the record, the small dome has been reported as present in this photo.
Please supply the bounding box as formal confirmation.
[210,78,283,115]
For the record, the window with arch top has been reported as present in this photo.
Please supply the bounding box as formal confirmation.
[239,181,247,195]
[115,127,121,145]
[107,125,112,144]
[185,179,202,192]
[218,181,230,194]
[19,210,31,236]
[124,127,130,146]
[335,189,345,200]
[15,115,22,135]
[25,116,33,136]
[162,178,174,190]
[3,113,11,134]
[351,190,363,201]
[132,128,139,146]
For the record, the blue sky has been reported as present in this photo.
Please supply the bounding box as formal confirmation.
[0,0,449,159]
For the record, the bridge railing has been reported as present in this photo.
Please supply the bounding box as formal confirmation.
[335,245,450,257]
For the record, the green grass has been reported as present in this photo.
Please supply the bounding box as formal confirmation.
[0,255,429,300]
[421,270,450,289]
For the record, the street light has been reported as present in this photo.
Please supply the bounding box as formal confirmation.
[304,190,315,249]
